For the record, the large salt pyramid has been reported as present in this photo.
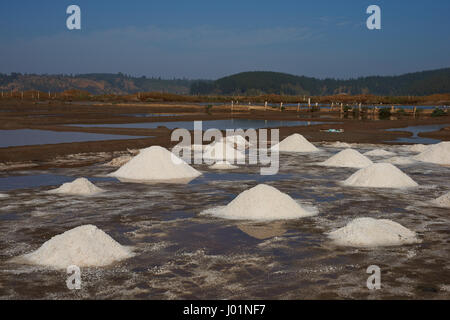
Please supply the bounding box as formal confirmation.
[110,146,201,183]
[414,142,450,165]
[328,217,420,247]
[272,134,319,153]
[320,149,373,168]
[14,225,133,269]
[203,184,317,221]
[47,178,105,196]
[342,163,418,188]
[203,141,246,162]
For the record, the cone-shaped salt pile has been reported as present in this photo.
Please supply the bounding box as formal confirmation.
[47,178,105,196]
[364,149,396,157]
[272,134,319,153]
[14,225,133,269]
[110,146,201,182]
[204,184,316,221]
[104,155,133,167]
[431,192,450,208]
[203,142,246,162]
[209,161,238,170]
[328,217,420,247]
[414,142,450,165]
[320,149,373,168]
[220,135,249,149]
[342,163,418,188]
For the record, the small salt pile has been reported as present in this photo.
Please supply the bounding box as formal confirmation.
[319,149,373,168]
[364,149,396,157]
[104,155,133,167]
[401,144,429,153]
[110,146,201,183]
[202,184,317,221]
[219,135,249,149]
[328,141,352,148]
[430,192,450,208]
[0,194,8,198]
[414,142,450,165]
[203,142,246,162]
[328,217,420,247]
[385,156,416,165]
[47,178,105,196]
[209,161,238,170]
[272,134,319,153]
[342,163,418,188]
[13,225,133,269]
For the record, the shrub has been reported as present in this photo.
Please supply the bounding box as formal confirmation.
[378,108,391,119]
[431,108,446,117]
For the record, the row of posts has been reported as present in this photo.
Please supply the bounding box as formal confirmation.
[230,99,420,116]
[0,90,61,100]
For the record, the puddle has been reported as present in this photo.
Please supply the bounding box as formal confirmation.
[386,124,449,144]
[0,129,146,148]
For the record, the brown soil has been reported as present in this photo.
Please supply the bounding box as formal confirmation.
[1,100,449,169]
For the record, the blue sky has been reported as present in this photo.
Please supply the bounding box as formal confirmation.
[0,0,449,79]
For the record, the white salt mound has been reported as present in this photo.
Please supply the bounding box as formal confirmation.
[414,142,450,165]
[0,194,8,198]
[15,225,133,269]
[272,134,319,153]
[364,149,396,157]
[219,135,249,149]
[203,184,317,221]
[430,192,450,208]
[385,156,416,165]
[203,142,246,162]
[402,144,429,153]
[342,163,418,188]
[209,161,238,170]
[110,146,201,182]
[47,178,105,196]
[328,141,352,148]
[328,217,420,247]
[320,149,373,168]
[104,155,133,167]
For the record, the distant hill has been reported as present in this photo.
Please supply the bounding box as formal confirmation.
[1,68,449,96]
[190,68,450,96]
[0,73,196,95]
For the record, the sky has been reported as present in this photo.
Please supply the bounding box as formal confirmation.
[0,0,449,79]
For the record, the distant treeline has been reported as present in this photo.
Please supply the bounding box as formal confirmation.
[1,67,449,97]
[190,69,450,96]
[0,72,196,95]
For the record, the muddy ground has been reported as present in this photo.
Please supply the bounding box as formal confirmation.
[1,100,449,169]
